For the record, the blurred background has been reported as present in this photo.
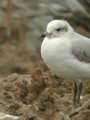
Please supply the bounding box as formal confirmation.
[0,0,90,75]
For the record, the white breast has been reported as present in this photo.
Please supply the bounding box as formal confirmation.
[41,37,90,80]
[41,37,74,78]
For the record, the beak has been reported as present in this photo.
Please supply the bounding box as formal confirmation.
[40,32,47,38]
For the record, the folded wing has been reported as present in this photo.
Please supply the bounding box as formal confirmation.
[72,33,90,63]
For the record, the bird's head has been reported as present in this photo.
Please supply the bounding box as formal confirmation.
[41,20,74,38]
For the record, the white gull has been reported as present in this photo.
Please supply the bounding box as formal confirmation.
[41,19,90,104]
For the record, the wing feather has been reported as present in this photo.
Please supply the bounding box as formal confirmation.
[71,33,90,63]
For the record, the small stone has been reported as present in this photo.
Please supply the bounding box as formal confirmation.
[0,112,19,120]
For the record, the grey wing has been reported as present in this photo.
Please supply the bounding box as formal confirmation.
[71,33,90,63]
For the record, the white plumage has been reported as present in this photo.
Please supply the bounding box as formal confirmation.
[41,20,90,104]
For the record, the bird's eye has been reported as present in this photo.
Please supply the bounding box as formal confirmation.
[56,28,61,32]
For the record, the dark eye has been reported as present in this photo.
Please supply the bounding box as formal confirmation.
[56,28,61,32]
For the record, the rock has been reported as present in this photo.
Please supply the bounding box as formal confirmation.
[0,112,19,120]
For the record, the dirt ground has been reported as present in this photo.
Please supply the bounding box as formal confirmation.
[0,66,90,120]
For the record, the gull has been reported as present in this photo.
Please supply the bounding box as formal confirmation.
[41,19,90,105]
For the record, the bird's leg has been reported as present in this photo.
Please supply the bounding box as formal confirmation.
[73,80,83,105]
[77,79,83,104]
[73,81,78,105]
